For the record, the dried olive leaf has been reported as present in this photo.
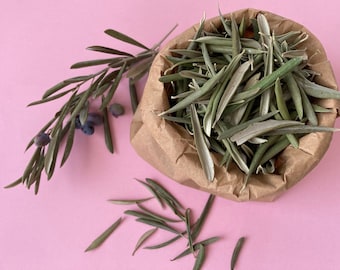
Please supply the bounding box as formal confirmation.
[185,208,194,254]
[132,228,158,256]
[104,29,150,50]
[135,178,165,208]
[22,146,42,182]
[230,119,304,146]
[190,104,215,181]
[44,129,61,179]
[144,234,182,250]
[28,88,76,106]
[4,178,23,189]
[86,45,134,57]
[159,66,226,116]
[136,218,181,235]
[191,195,215,242]
[60,118,76,167]
[100,61,127,110]
[145,178,183,210]
[102,103,114,153]
[171,237,220,261]
[124,210,166,223]
[85,217,122,252]
[193,244,205,270]
[231,237,246,270]
[70,58,119,69]
[137,204,182,223]
[129,79,138,113]
[107,197,153,205]
[214,60,251,126]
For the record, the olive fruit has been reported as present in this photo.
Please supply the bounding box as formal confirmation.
[109,103,125,118]
[34,132,51,147]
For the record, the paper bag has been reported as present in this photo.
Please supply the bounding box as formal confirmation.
[130,8,339,202]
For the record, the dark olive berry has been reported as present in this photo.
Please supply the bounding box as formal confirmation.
[34,132,51,146]
[109,103,125,118]
[81,124,95,135]
[86,112,103,126]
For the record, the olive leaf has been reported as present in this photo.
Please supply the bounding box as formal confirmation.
[231,237,246,270]
[85,217,122,252]
[104,29,150,50]
[190,104,215,181]
[132,228,158,256]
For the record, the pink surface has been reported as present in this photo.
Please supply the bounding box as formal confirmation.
[1,1,340,269]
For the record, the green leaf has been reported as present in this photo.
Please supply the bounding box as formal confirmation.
[44,129,61,180]
[193,244,205,270]
[129,79,138,113]
[230,119,304,146]
[22,146,42,183]
[60,118,76,167]
[70,58,122,69]
[85,217,122,252]
[145,178,183,210]
[100,61,127,110]
[4,178,23,189]
[132,228,157,256]
[136,218,181,235]
[190,104,215,181]
[28,88,76,106]
[102,104,114,153]
[171,237,220,261]
[231,237,246,270]
[104,29,149,50]
[144,234,182,250]
[87,46,134,57]
[135,179,165,208]
[107,197,153,205]
[137,204,182,223]
[191,195,215,242]
[185,208,194,254]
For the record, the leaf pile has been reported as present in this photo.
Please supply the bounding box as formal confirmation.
[159,13,340,188]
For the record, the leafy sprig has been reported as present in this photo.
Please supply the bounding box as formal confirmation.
[5,25,177,194]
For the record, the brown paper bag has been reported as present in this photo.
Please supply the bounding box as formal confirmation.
[130,8,340,202]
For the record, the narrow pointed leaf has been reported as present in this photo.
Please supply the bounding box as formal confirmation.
[60,118,76,167]
[144,235,182,250]
[159,66,226,116]
[87,46,133,57]
[28,88,76,106]
[108,197,153,205]
[85,217,122,252]
[104,29,149,50]
[4,178,23,189]
[231,237,246,270]
[193,244,205,270]
[191,195,215,241]
[136,218,181,235]
[102,104,114,153]
[100,61,127,110]
[70,58,119,69]
[190,104,215,181]
[171,237,220,261]
[132,228,157,256]
[230,119,304,145]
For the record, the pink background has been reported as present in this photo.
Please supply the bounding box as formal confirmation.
[1,1,340,269]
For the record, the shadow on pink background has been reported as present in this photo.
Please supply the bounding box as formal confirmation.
[1,1,340,269]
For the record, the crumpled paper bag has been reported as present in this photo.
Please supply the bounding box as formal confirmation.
[130,8,340,202]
